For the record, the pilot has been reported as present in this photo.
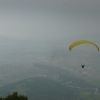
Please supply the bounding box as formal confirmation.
[81,65,85,68]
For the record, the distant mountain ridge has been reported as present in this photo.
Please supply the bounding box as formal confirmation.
[0,77,80,100]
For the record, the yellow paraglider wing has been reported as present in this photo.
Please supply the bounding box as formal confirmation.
[69,40,99,51]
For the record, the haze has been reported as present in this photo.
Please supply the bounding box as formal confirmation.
[0,0,99,92]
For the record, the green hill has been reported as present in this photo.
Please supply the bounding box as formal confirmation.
[0,77,80,100]
[0,76,100,100]
[0,63,100,100]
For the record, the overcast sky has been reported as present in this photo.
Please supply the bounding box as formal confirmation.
[0,0,99,82]
[0,0,100,45]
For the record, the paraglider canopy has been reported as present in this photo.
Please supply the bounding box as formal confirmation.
[69,40,99,51]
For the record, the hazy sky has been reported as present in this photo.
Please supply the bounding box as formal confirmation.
[0,0,100,85]
[0,0,100,45]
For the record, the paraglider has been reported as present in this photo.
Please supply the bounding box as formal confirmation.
[69,40,99,68]
[69,40,99,51]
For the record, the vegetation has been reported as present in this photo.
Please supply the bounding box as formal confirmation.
[0,63,100,100]
[0,92,28,100]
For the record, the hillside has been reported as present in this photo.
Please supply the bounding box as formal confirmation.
[0,72,100,100]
